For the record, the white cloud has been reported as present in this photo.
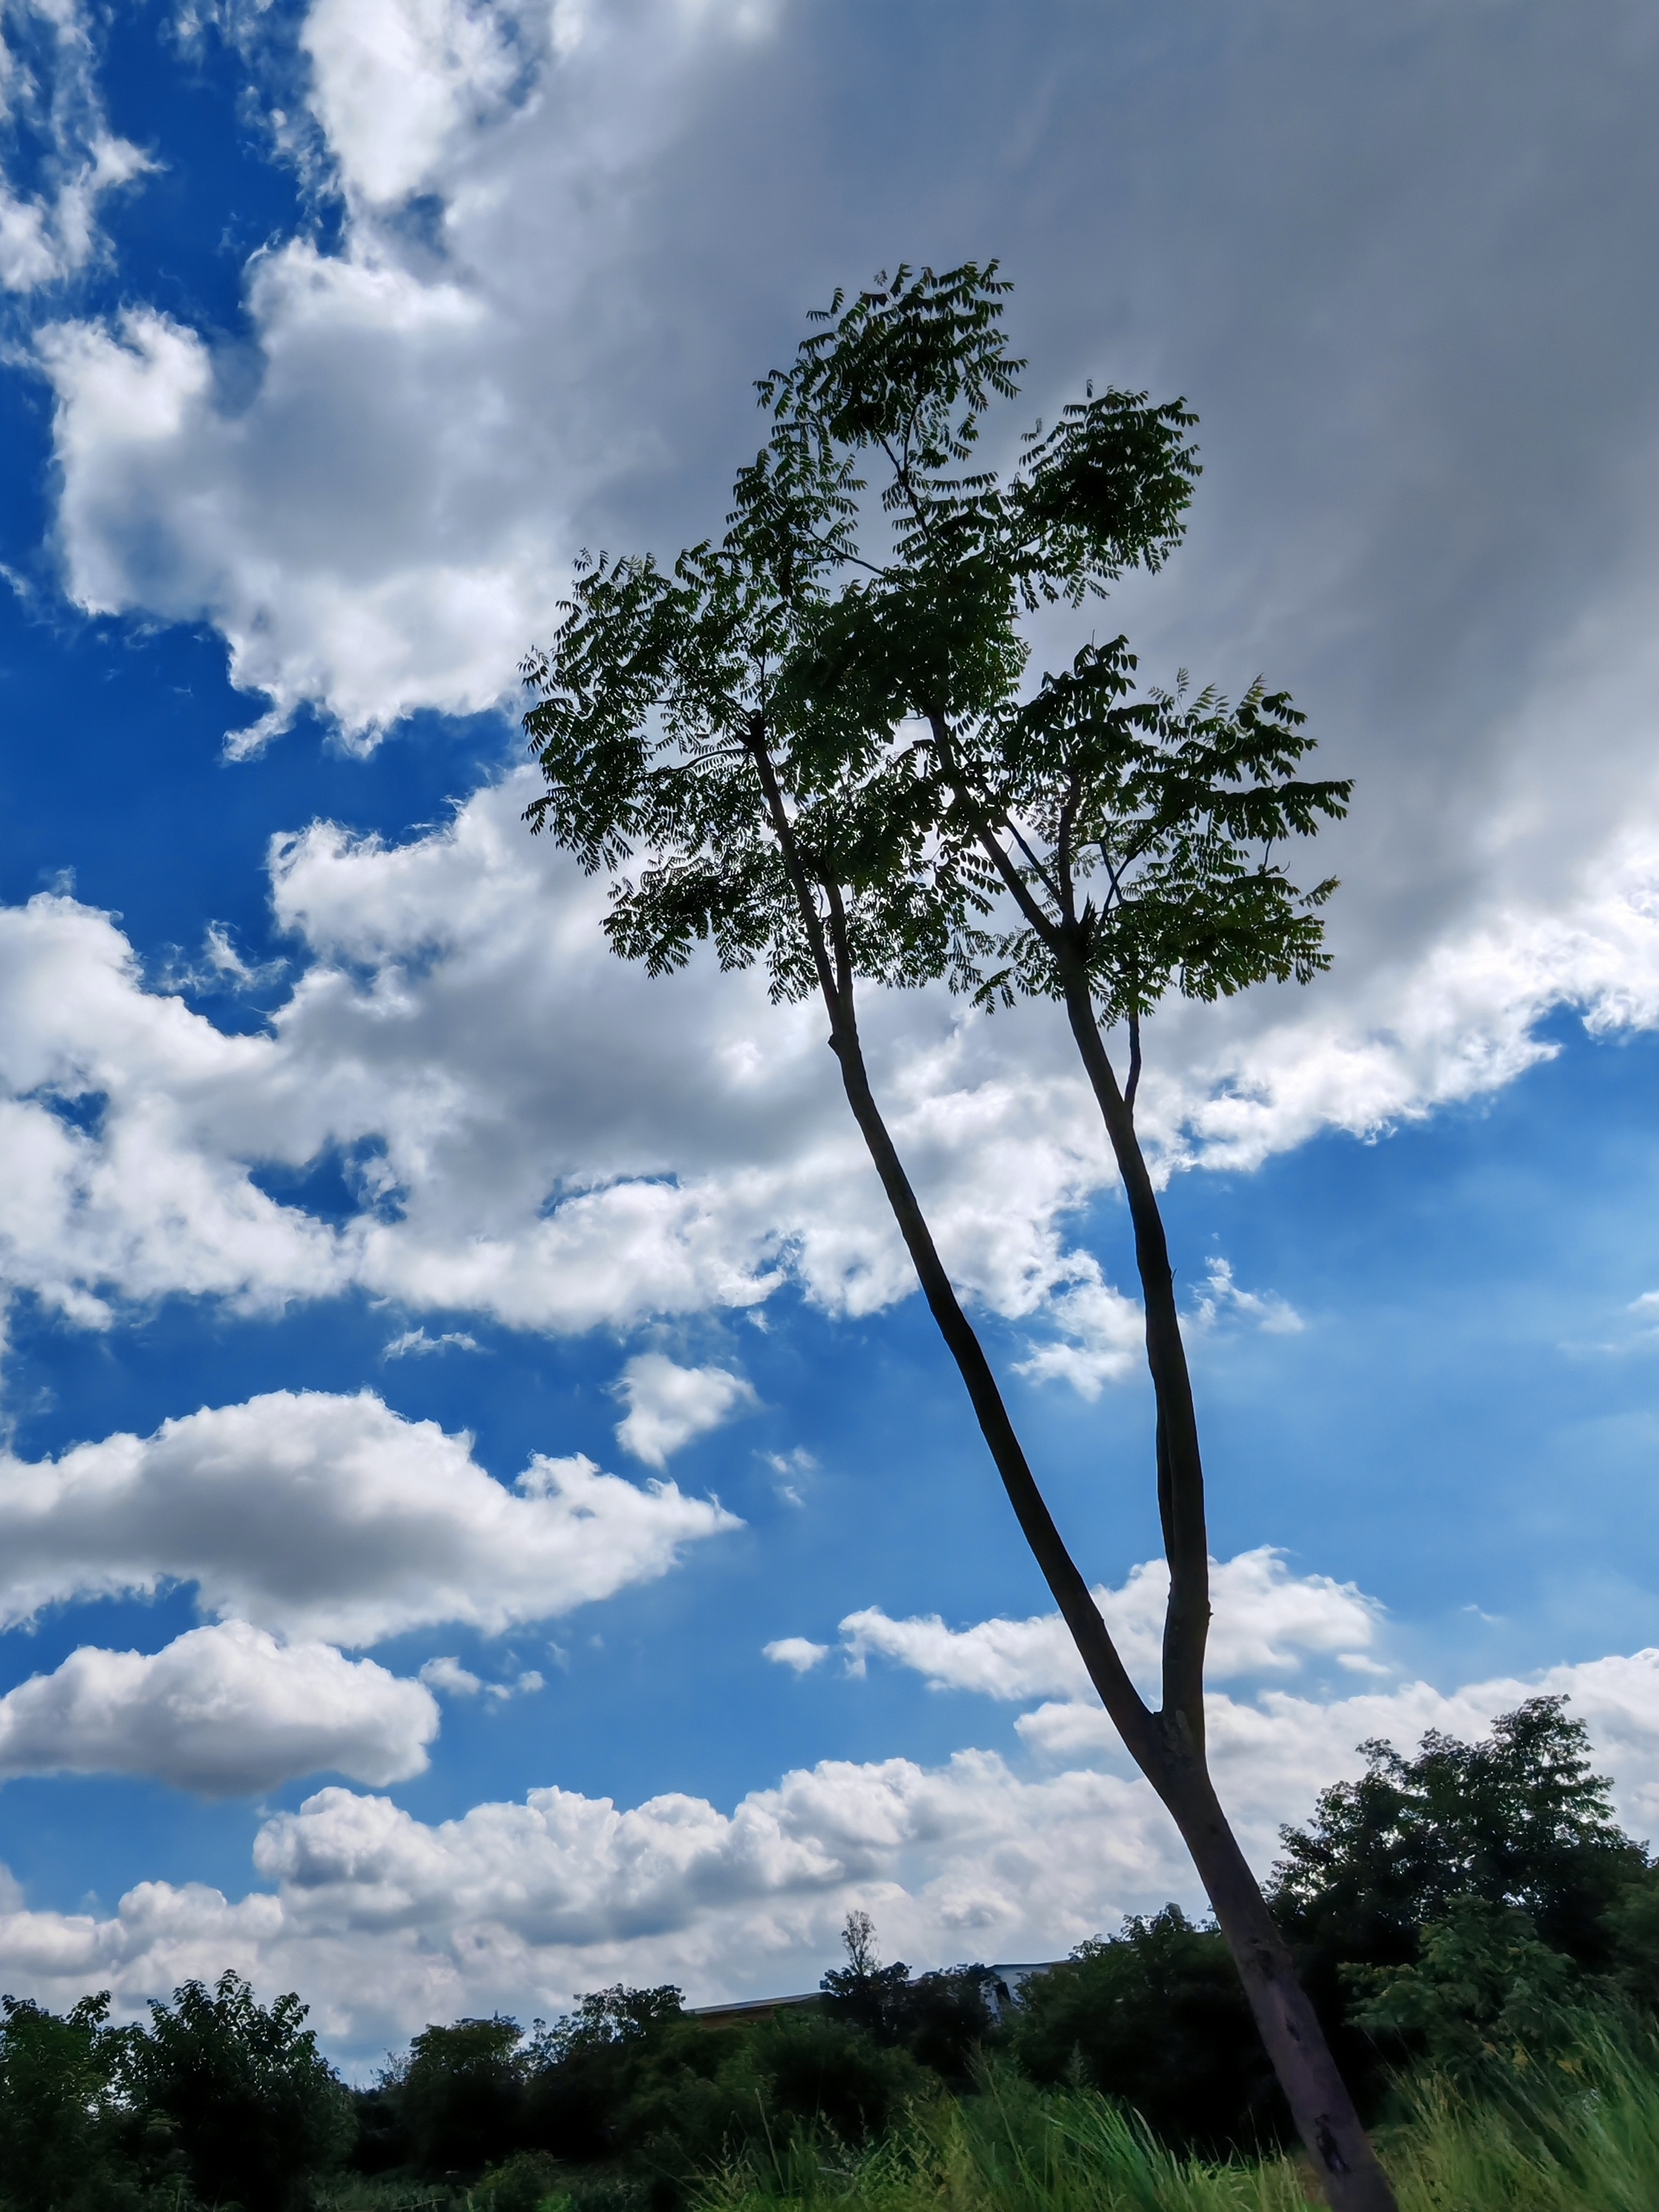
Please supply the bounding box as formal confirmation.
[838,1550,1385,1702]
[0,1630,1656,2049]
[1188,1259,1304,1338]
[614,1352,757,1468]
[764,1637,827,1674]
[4,758,1659,1377]
[33,0,780,751]
[419,1654,543,1700]
[0,1621,437,1795]
[0,1388,739,1646]
[301,0,526,211]
[383,1328,480,1357]
[0,0,149,293]
[4,772,1659,1371]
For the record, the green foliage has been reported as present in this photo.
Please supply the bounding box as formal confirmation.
[697,2063,1315,2212]
[0,1992,133,2212]
[521,263,1343,1057]
[1274,1698,1640,1972]
[476,2149,569,2212]
[1006,1909,1281,2156]
[119,1970,353,2212]
[815,1911,995,2085]
[1272,1697,1654,2110]
[1348,1898,1582,2074]
[392,2017,532,2175]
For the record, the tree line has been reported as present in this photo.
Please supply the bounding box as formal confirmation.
[7,1702,1659,2212]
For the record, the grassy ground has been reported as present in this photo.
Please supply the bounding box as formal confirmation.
[320,2020,1659,2212]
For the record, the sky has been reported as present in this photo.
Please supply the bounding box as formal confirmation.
[0,0,1656,2065]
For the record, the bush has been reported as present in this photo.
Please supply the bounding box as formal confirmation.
[0,1992,131,2212]
[393,2016,529,2177]
[1007,1907,1282,2154]
[119,1970,354,2212]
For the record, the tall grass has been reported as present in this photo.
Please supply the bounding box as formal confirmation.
[694,2023,1659,2212]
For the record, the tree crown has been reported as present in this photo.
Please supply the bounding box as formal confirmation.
[524,263,1349,1045]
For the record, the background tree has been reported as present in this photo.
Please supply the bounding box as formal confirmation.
[522,262,1388,2208]
[389,2014,530,2176]
[116,1971,352,2212]
[1273,1697,1653,2098]
[1009,1907,1280,2154]
[0,1992,128,2212]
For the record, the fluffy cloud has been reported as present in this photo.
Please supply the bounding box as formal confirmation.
[420,1655,544,1700]
[613,1354,757,1467]
[836,1550,1385,1703]
[5,769,1659,1370]
[0,1388,738,1646]
[35,0,779,750]
[1,1627,1657,2051]
[12,7,1659,1382]
[763,1636,827,1674]
[0,801,1133,1341]
[0,1623,436,1795]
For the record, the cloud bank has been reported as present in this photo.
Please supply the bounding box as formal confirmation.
[0,1388,738,1647]
[1,1610,1656,2050]
[0,1623,437,1795]
[3,772,1659,1385]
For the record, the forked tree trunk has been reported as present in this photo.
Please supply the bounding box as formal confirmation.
[742,731,1394,2208]
[824,1000,1398,2212]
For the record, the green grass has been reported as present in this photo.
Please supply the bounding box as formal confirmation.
[695,2023,1659,2212]
[319,2020,1659,2212]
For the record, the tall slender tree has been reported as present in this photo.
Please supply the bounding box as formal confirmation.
[522,265,1394,2210]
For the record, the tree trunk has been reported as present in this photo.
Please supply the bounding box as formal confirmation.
[820,988,1398,2209]
[1152,1749,1398,2206]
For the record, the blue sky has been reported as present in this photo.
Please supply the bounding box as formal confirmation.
[0,0,1657,2059]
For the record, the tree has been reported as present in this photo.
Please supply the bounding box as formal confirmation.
[1008,1909,1281,2154]
[521,262,1391,2208]
[119,1972,352,2212]
[1275,1697,1642,1974]
[820,1910,995,2083]
[1273,1697,1649,2096]
[819,1910,913,2039]
[393,2014,529,2174]
[0,1992,128,2212]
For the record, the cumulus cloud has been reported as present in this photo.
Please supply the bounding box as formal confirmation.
[419,1655,543,1701]
[0,1388,739,1646]
[763,1637,827,1674]
[0,802,1138,1342]
[34,0,780,750]
[10,9,1659,1386]
[614,1353,757,1468]
[836,1550,1385,1703]
[5,770,1659,1368]
[0,1621,437,1795]
[1,1630,1657,2048]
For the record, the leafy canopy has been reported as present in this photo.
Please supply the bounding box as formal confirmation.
[524,263,1349,1039]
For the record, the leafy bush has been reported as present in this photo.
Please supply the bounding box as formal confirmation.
[390,2016,530,2175]
[1007,1907,1282,2154]
[117,1969,353,2212]
[0,1992,131,2212]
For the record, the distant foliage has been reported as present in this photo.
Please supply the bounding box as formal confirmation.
[1008,1906,1282,2154]
[1272,1696,1658,2105]
[116,1972,354,2212]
